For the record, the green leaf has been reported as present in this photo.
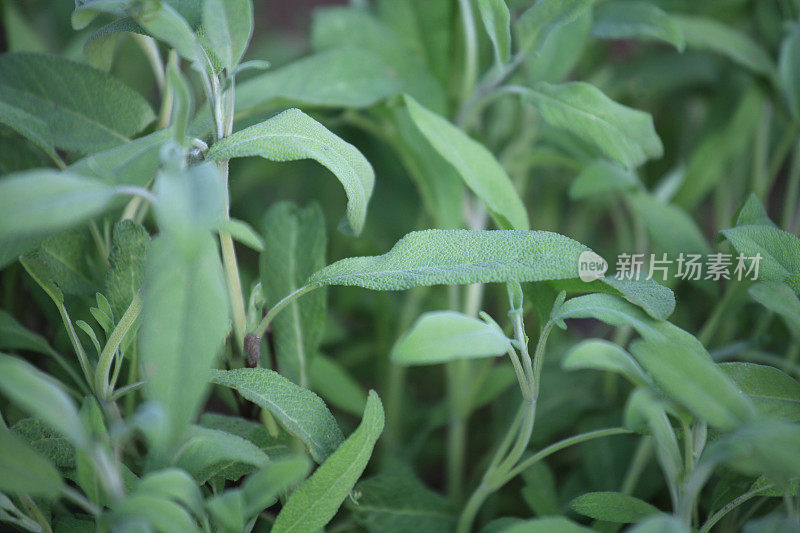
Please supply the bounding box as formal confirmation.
[391,311,511,366]
[714,420,800,482]
[241,456,311,516]
[152,162,226,240]
[309,354,368,417]
[139,233,229,455]
[478,0,511,64]
[0,52,155,153]
[404,95,529,230]
[522,82,663,168]
[308,230,590,290]
[719,362,800,421]
[202,0,252,70]
[219,218,263,252]
[562,339,649,388]
[0,170,118,243]
[206,108,374,235]
[780,23,800,121]
[83,18,145,71]
[721,225,800,293]
[69,129,169,187]
[736,193,775,227]
[626,191,710,255]
[261,202,326,386]
[135,0,199,62]
[350,463,454,533]
[624,388,682,490]
[105,220,150,320]
[176,425,270,484]
[35,230,96,296]
[3,1,48,53]
[569,160,639,200]
[72,0,130,30]
[234,47,401,115]
[569,491,659,523]
[210,368,344,463]
[629,338,757,431]
[135,469,204,517]
[524,9,591,84]
[674,15,776,78]
[311,7,446,113]
[0,424,63,498]
[500,517,593,533]
[205,490,245,532]
[272,391,384,533]
[12,418,75,469]
[0,354,88,447]
[553,293,663,340]
[749,282,800,336]
[109,494,200,533]
[517,0,595,56]
[598,276,675,320]
[592,1,684,51]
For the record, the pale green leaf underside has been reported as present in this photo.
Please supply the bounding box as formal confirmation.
[202,0,252,70]
[391,311,511,366]
[569,159,639,199]
[523,81,663,168]
[0,52,155,153]
[592,1,685,51]
[272,391,384,533]
[210,368,344,463]
[206,108,374,235]
[562,339,649,388]
[479,0,512,64]
[517,0,595,56]
[404,95,529,230]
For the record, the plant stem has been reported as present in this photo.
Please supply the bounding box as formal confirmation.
[458,0,478,108]
[700,485,774,533]
[782,142,800,232]
[95,289,143,397]
[253,285,317,338]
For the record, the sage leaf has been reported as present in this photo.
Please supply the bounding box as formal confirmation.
[210,368,344,463]
[627,191,710,255]
[176,425,270,484]
[674,15,776,78]
[500,517,593,533]
[749,281,800,336]
[404,95,529,230]
[261,202,326,385]
[139,234,229,455]
[0,310,58,357]
[69,129,169,187]
[206,108,374,235]
[626,516,691,533]
[109,494,199,533]
[714,420,800,482]
[202,0,252,71]
[135,469,204,518]
[736,193,775,227]
[629,338,757,431]
[719,362,800,421]
[592,1,684,51]
[721,225,800,293]
[35,230,96,295]
[350,463,455,533]
[0,354,88,447]
[219,218,264,252]
[241,456,311,516]
[562,339,649,388]
[0,425,63,498]
[0,52,155,153]
[104,220,150,320]
[517,0,595,56]
[12,418,75,469]
[272,391,384,533]
[478,0,511,64]
[0,170,118,243]
[569,491,659,523]
[391,311,511,366]
[135,0,199,63]
[309,354,368,417]
[522,82,663,168]
[525,9,591,84]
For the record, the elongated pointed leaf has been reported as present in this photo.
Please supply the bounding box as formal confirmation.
[139,233,229,455]
[627,191,710,255]
[202,0,252,70]
[0,53,155,153]
[261,202,326,386]
[0,425,63,498]
[105,220,150,320]
[570,160,639,199]
[404,95,529,230]
[0,170,118,243]
[210,368,344,463]
[562,339,649,388]
[517,0,595,55]
[749,281,800,336]
[69,130,169,187]
[501,517,593,533]
[242,456,311,516]
[630,338,756,431]
[479,0,511,64]
[0,354,88,447]
[391,311,511,366]
[0,310,58,357]
[592,1,684,51]
[719,362,800,421]
[176,425,269,483]
[522,82,663,168]
[310,354,367,416]
[207,108,374,235]
[272,391,384,533]
[722,225,800,293]
[569,491,659,523]
[780,23,800,121]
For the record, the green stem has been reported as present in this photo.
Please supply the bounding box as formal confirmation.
[458,0,478,107]
[700,485,773,533]
[253,285,317,338]
[621,436,654,495]
[782,142,800,232]
[95,289,142,397]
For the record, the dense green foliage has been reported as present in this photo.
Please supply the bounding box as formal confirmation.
[0,0,799,532]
